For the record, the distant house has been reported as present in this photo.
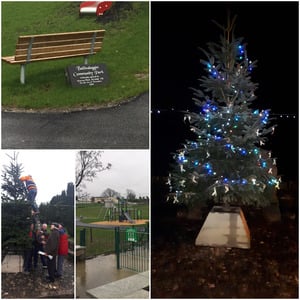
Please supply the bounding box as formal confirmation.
[91,196,119,205]
[76,197,91,203]
[91,196,106,203]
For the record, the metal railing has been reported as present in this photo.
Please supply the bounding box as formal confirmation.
[77,225,149,272]
[115,226,149,272]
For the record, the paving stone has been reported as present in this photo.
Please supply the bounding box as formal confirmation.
[2,255,23,273]
[87,271,149,299]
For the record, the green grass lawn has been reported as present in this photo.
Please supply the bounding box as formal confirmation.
[2,2,149,109]
[76,202,149,222]
[77,226,116,255]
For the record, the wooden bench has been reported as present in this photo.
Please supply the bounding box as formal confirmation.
[2,29,105,84]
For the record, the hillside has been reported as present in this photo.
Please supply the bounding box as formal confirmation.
[2,2,149,110]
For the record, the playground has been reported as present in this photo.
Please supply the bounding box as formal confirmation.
[101,198,147,224]
[76,200,149,298]
[92,219,148,226]
[77,199,149,226]
[76,199,149,255]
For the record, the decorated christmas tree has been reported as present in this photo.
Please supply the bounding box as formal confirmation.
[167,16,280,208]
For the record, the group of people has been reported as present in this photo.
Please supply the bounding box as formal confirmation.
[20,174,69,283]
[24,221,69,283]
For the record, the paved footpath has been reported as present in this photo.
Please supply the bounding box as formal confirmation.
[2,92,149,149]
[87,271,149,299]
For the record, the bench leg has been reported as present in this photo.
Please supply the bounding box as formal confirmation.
[20,64,26,84]
[84,56,88,65]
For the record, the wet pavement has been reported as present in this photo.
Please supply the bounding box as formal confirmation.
[2,92,149,149]
[76,254,136,298]
[86,270,149,298]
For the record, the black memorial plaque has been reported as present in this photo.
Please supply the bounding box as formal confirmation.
[66,64,109,87]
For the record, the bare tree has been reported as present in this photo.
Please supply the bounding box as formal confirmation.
[101,188,121,198]
[75,151,111,189]
[126,189,136,200]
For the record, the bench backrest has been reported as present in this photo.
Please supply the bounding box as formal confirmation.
[14,30,105,63]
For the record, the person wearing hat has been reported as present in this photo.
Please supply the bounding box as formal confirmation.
[44,223,60,283]
[19,174,39,214]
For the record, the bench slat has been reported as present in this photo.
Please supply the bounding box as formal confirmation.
[15,37,104,50]
[2,56,16,63]
[17,30,105,43]
[15,42,103,58]
[14,48,101,63]
[6,52,99,64]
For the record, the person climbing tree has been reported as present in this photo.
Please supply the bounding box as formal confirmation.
[19,174,39,214]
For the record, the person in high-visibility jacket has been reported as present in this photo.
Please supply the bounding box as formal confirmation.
[20,175,39,214]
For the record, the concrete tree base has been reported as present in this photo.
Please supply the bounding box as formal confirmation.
[2,255,23,273]
[195,206,251,249]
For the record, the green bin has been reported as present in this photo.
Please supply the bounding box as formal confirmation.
[80,228,86,246]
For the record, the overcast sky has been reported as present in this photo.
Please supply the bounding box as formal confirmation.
[1,150,75,205]
[79,150,150,198]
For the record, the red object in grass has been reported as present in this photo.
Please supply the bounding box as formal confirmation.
[80,1,112,16]
[96,1,112,16]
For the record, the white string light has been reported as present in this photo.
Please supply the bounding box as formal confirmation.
[151,109,297,119]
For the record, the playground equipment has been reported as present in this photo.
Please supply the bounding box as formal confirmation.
[79,1,112,17]
[103,199,142,223]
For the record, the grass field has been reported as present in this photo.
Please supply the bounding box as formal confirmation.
[76,202,149,223]
[2,2,149,109]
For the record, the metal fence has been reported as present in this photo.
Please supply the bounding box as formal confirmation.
[78,226,116,256]
[78,224,149,272]
[115,226,149,272]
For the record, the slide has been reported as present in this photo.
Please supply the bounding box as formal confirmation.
[124,212,135,224]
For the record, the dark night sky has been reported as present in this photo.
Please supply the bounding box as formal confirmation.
[151,1,299,180]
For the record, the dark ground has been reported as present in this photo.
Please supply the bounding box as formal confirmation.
[2,256,74,299]
[151,199,298,298]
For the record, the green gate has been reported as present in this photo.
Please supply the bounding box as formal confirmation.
[115,225,149,272]
[77,224,149,272]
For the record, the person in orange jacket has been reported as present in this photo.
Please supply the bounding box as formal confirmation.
[20,174,39,214]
